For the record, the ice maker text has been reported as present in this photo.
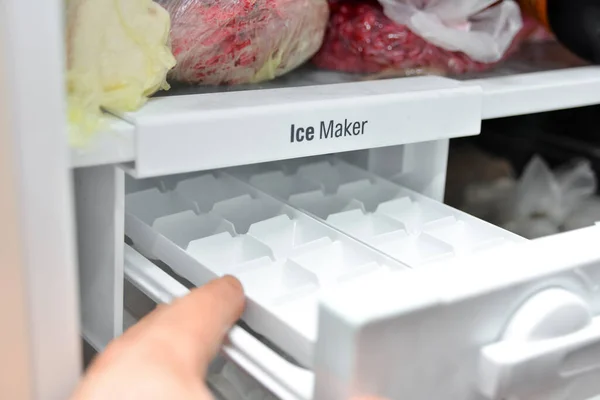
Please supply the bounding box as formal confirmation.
[290,119,368,143]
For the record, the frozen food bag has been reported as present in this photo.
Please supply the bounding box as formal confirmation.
[313,0,523,75]
[157,0,329,84]
[66,0,176,145]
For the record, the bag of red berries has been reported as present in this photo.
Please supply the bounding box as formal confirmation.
[313,0,524,76]
[159,0,329,85]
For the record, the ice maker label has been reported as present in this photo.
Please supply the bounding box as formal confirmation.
[290,119,368,143]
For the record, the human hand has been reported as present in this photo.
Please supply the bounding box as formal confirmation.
[71,275,245,400]
[71,275,385,400]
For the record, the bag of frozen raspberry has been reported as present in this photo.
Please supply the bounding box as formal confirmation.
[313,0,524,75]
[158,0,329,85]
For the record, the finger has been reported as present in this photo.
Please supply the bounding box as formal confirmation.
[157,275,245,370]
[122,275,245,375]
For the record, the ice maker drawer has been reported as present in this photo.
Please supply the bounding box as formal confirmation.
[125,172,407,368]
[125,156,524,372]
[123,159,600,400]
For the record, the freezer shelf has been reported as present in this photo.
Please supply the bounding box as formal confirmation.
[119,76,481,178]
[232,157,525,267]
[125,172,406,368]
[73,43,600,174]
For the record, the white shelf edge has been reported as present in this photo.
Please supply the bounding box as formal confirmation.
[471,66,600,119]
[121,76,482,178]
[71,115,135,168]
[71,67,600,172]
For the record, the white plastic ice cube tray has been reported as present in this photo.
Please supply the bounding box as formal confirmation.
[232,157,525,267]
[125,172,407,367]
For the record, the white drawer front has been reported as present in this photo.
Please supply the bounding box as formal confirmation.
[315,225,600,400]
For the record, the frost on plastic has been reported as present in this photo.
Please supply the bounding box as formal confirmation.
[313,0,523,75]
[158,0,329,85]
[66,0,176,145]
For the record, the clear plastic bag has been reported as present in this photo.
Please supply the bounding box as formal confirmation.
[158,0,329,85]
[502,156,597,239]
[313,0,523,75]
[378,0,522,63]
[563,197,600,231]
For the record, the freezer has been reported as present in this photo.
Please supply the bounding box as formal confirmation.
[3,1,600,398]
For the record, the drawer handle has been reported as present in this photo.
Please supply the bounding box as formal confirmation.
[124,245,313,400]
[479,288,600,399]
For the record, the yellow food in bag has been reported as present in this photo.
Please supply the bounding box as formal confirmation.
[66,0,176,145]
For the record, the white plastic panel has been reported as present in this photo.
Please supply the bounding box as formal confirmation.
[1,0,81,398]
[125,172,407,367]
[119,76,482,177]
[232,157,524,267]
[314,225,600,400]
[472,66,600,119]
[75,166,125,350]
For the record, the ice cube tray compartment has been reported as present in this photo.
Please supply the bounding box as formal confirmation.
[125,170,407,367]
[375,232,455,266]
[175,174,249,213]
[210,195,290,234]
[125,171,207,194]
[125,175,165,194]
[326,209,406,244]
[126,188,198,226]
[336,180,400,212]
[290,241,385,286]
[247,215,333,259]
[187,233,274,275]
[153,211,235,249]
[249,171,322,200]
[236,260,319,304]
[375,197,450,233]
[423,217,507,256]
[289,191,364,220]
[297,160,366,194]
[125,188,199,255]
[233,157,525,267]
